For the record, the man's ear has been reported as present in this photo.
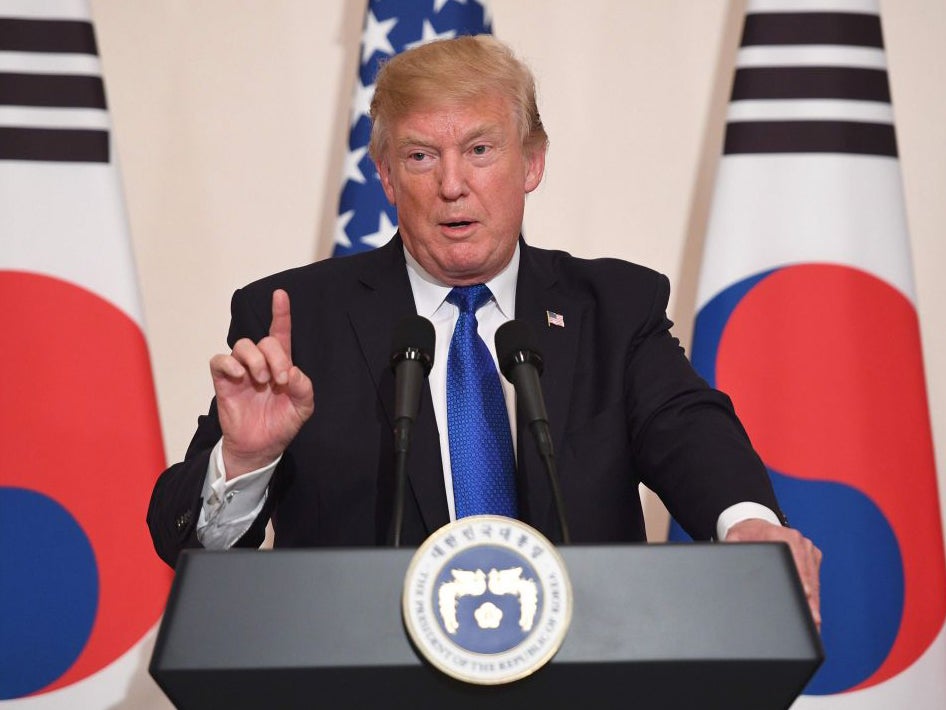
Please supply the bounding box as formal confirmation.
[523,143,546,194]
[376,158,397,205]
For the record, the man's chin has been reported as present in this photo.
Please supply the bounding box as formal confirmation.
[403,234,514,285]
[437,254,512,286]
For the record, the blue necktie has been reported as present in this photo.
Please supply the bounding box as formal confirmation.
[446,285,518,518]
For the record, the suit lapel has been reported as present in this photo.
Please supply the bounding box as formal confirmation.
[346,235,450,535]
[514,243,586,539]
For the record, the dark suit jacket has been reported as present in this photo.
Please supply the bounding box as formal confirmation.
[148,235,782,567]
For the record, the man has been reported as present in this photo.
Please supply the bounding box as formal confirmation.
[148,36,820,626]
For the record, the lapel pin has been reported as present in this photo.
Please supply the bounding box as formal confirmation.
[546,310,565,328]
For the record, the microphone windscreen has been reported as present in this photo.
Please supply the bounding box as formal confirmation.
[390,315,435,368]
[495,319,542,377]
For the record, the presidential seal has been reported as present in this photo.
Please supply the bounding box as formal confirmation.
[402,515,572,685]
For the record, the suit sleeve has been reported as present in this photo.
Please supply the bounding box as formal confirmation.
[625,274,784,540]
[146,287,273,568]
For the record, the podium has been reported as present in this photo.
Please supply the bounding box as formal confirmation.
[150,543,823,709]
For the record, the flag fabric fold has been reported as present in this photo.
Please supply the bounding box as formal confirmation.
[0,0,170,705]
[677,0,946,705]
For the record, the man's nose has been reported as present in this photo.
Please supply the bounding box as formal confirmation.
[438,153,468,201]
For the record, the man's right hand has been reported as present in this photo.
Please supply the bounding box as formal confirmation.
[210,289,315,479]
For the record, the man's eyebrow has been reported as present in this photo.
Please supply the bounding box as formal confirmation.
[396,135,436,150]
[395,124,505,149]
[462,124,504,143]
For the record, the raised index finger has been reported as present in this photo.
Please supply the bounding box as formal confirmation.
[269,289,292,358]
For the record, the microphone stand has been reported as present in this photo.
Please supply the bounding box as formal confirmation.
[500,340,571,545]
[530,421,570,545]
[392,417,413,548]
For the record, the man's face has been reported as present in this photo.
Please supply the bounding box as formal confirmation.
[376,94,545,286]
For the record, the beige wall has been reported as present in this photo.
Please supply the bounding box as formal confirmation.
[91,0,946,543]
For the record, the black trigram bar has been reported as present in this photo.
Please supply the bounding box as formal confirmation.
[731,67,890,102]
[0,18,98,54]
[0,73,107,108]
[0,127,109,162]
[741,12,884,47]
[724,120,897,156]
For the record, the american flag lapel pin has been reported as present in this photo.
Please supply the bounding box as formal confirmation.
[546,310,565,328]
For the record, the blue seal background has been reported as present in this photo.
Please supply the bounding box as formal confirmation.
[433,545,543,654]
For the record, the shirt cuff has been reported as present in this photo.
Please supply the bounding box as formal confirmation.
[715,502,782,540]
[196,439,280,549]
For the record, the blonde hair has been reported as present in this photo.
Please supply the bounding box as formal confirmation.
[368,35,548,161]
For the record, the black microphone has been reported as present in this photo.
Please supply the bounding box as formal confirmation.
[495,320,570,544]
[389,315,435,547]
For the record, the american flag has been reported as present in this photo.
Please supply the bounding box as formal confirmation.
[332,0,492,257]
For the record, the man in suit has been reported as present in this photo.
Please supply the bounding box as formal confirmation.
[148,35,821,626]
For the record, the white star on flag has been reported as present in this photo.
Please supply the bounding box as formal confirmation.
[334,209,355,249]
[349,77,375,129]
[360,10,397,63]
[434,0,467,13]
[342,145,369,185]
[361,211,397,250]
[404,20,457,50]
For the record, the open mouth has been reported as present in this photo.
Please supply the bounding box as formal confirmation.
[444,221,473,228]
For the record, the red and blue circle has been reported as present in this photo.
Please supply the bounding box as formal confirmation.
[0,271,171,699]
[676,263,946,694]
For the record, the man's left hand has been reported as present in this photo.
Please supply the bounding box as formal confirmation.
[724,519,822,631]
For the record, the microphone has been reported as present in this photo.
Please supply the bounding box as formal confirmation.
[389,315,435,547]
[495,320,570,544]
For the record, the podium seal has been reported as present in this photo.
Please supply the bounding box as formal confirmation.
[402,515,572,685]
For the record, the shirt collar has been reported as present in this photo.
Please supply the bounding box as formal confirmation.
[404,241,519,319]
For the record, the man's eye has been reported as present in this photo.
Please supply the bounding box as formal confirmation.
[409,152,426,161]
[472,145,488,155]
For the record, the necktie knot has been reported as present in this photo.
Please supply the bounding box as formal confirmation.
[447,284,492,314]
